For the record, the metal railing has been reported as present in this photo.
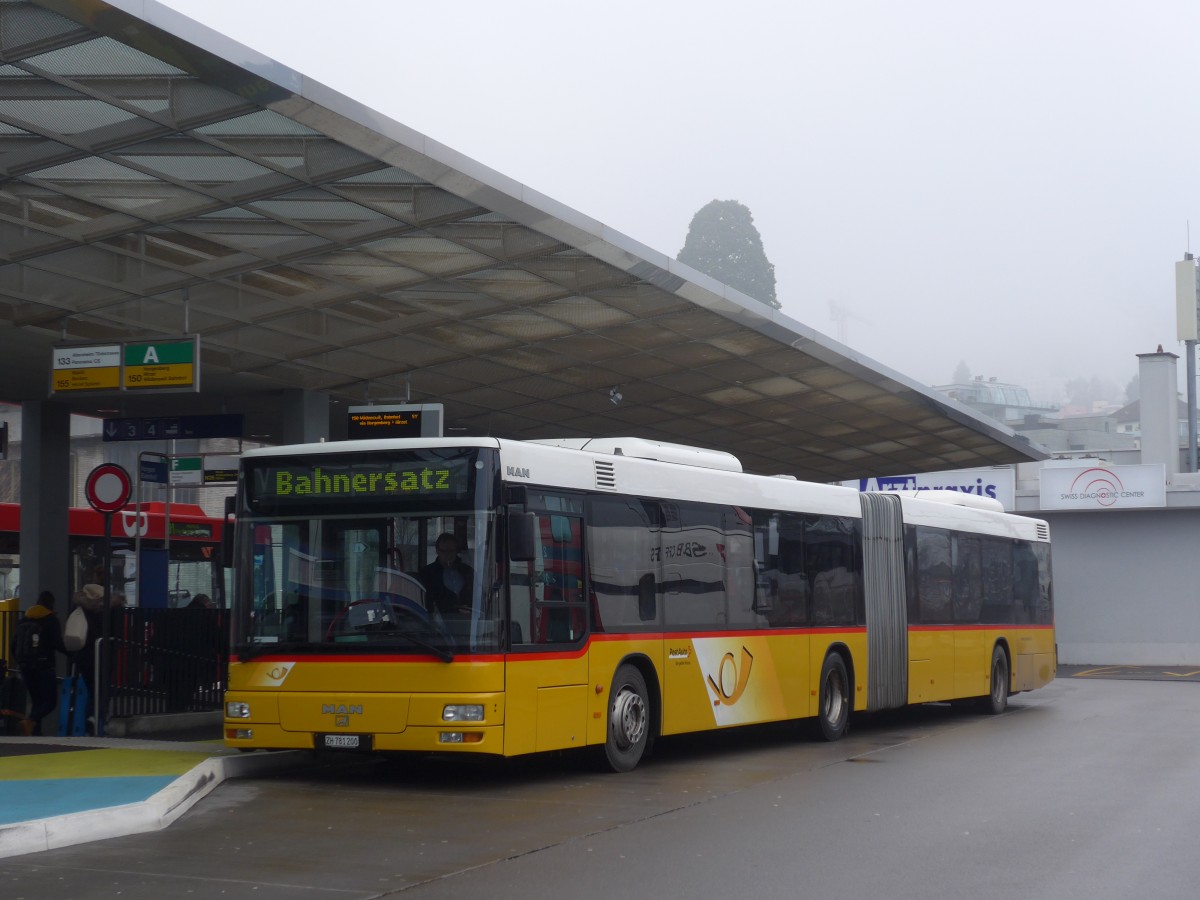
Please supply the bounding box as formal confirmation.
[91,608,228,731]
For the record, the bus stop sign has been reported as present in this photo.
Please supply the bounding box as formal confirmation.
[85,463,132,514]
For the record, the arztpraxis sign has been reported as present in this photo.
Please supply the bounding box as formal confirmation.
[841,467,1015,510]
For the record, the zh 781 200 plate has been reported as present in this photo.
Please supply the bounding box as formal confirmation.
[318,733,372,750]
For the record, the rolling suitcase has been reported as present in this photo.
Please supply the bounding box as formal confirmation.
[58,667,89,737]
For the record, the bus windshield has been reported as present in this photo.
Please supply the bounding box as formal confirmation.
[232,448,502,657]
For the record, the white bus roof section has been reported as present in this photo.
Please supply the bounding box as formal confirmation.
[0,0,1047,480]
[526,438,743,472]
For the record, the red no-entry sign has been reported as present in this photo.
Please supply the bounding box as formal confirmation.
[84,463,132,514]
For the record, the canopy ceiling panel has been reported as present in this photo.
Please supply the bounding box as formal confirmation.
[0,0,1047,480]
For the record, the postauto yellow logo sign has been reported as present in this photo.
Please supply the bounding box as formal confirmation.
[692,637,788,727]
[706,646,755,706]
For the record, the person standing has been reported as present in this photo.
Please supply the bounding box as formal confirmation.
[11,591,66,735]
[71,581,120,730]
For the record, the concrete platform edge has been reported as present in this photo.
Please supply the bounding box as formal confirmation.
[0,749,305,860]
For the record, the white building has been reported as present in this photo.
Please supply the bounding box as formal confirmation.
[858,349,1200,666]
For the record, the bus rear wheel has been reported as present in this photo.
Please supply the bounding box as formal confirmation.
[817,653,850,741]
[983,645,1009,715]
[604,664,650,772]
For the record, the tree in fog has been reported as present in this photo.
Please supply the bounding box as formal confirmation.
[1065,375,1120,409]
[953,360,972,384]
[679,200,779,309]
[1125,373,1139,404]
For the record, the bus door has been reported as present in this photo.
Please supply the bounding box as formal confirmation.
[658,500,733,732]
[506,493,588,755]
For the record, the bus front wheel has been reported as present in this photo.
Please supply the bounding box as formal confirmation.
[817,653,850,741]
[604,664,650,772]
[983,645,1009,715]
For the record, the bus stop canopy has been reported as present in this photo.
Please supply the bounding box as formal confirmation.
[0,0,1047,480]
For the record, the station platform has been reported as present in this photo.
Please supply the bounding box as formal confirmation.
[0,731,302,859]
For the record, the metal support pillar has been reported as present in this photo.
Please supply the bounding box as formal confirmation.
[18,401,70,612]
[281,389,330,445]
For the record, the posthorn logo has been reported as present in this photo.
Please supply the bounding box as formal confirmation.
[1067,468,1124,507]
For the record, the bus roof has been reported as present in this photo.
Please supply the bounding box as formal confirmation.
[239,437,1047,539]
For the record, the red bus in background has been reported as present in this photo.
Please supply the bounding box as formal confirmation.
[0,501,225,607]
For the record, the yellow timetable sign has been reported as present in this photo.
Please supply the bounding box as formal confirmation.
[51,345,120,393]
[124,340,197,391]
[54,367,121,391]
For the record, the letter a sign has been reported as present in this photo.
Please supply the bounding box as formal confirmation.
[123,336,199,392]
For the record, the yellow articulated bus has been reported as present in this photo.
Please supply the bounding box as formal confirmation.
[224,436,1054,771]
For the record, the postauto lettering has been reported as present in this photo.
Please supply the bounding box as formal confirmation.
[258,462,465,500]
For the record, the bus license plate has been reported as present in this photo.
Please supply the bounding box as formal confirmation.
[323,734,360,749]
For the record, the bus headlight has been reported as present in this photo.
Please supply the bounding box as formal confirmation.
[442,704,484,722]
[226,701,251,719]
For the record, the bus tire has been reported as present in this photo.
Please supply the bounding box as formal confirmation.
[817,652,851,741]
[604,664,650,772]
[983,645,1009,715]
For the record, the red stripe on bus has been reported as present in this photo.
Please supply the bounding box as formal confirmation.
[909,623,1053,632]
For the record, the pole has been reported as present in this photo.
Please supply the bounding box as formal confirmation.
[1185,252,1200,473]
[134,452,142,605]
[1190,339,1198,473]
[98,511,112,737]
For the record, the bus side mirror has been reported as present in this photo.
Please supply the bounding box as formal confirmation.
[221,494,236,569]
[509,512,539,561]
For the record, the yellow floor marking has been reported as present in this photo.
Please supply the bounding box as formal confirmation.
[0,748,212,781]
[1164,670,1200,677]
[1073,666,1125,677]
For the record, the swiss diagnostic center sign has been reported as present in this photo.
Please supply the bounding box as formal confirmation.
[1039,463,1166,510]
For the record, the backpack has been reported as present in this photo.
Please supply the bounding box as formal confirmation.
[12,617,45,668]
[64,606,88,653]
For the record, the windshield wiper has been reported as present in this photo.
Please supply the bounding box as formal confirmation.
[374,629,454,662]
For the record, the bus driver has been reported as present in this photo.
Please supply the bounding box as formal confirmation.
[419,533,473,618]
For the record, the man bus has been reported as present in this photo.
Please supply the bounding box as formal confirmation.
[223,437,1054,771]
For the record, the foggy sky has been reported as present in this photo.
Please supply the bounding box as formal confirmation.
[158,0,1200,403]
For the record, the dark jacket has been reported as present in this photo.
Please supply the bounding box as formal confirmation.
[13,604,66,669]
[418,558,474,616]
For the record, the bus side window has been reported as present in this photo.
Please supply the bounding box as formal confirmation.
[533,514,584,643]
[980,538,1013,623]
[586,496,659,630]
[1012,540,1039,624]
[952,535,983,623]
[1032,542,1053,625]
[808,515,859,627]
[915,527,953,624]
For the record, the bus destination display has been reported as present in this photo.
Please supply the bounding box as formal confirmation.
[250,458,470,505]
